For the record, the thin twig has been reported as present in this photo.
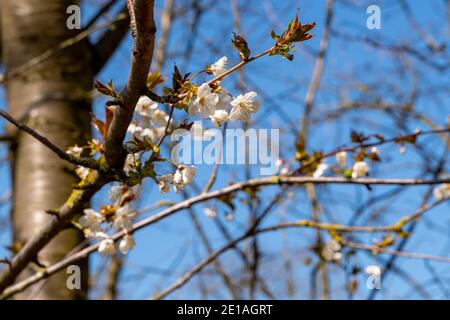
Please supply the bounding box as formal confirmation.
[0,109,100,170]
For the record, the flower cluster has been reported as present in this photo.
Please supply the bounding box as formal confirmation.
[188,56,260,125]
[312,151,371,179]
[157,165,197,194]
[127,96,169,146]
[433,183,450,201]
[78,184,141,255]
[322,239,342,262]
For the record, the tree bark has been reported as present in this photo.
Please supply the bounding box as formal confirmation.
[0,0,92,299]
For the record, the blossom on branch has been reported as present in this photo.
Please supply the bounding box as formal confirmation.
[336,151,347,167]
[352,161,369,178]
[79,209,103,238]
[433,183,450,200]
[229,91,260,122]
[188,83,219,118]
[174,165,196,191]
[209,56,228,77]
[158,174,174,194]
[118,235,135,254]
[313,163,329,178]
[209,109,229,127]
[136,96,158,118]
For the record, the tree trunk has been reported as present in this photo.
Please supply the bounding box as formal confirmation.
[0,0,92,299]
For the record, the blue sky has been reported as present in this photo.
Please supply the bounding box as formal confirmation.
[0,0,449,299]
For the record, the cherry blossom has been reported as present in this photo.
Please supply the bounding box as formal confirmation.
[336,151,347,167]
[75,166,88,180]
[352,161,369,178]
[67,145,83,157]
[210,56,227,77]
[209,109,229,127]
[135,96,158,118]
[322,239,342,262]
[313,163,328,178]
[229,91,260,122]
[113,203,136,231]
[204,207,217,218]
[433,183,450,200]
[79,209,103,237]
[174,165,196,190]
[158,174,174,194]
[98,238,116,256]
[188,83,219,118]
[118,235,135,254]
[124,153,140,175]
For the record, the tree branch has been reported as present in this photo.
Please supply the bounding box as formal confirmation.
[0,109,100,170]
[0,0,156,294]
[104,0,156,168]
[1,176,448,298]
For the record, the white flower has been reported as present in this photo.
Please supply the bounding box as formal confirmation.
[433,183,450,201]
[209,109,229,127]
[313,163,329,178]
[352,161,369,178]
[370,147,380,156]
[336,151,347,167]
[127,122,144,141]
[141,127,165,144]
[204,207,217,218]
[225,212,234,221]
[113,203,136,231]
[158,174,174,194]
[67,145,83,157]
[98,238,116,256]
[322,240,342,262]
[118,235,135,254]
[75,166,91,180]
[152,109,169,127]
[124,153,140,175]
[229,91,260,122]
[189,83,219,117]
[173,165,196,190]
[135,96,158,118]
[79,209,102,228]
[210,56,227,77]
[79,209,102,237]
[365,264,381,277]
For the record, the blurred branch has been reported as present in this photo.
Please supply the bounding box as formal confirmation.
[102,253,124,300]
[183,190,241,299]
[85,0,120,30]
[92,5,131,74]
[154,0,175,73]
[0,15,126,85]
[151,202,450,299]
[300,0,334,141]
